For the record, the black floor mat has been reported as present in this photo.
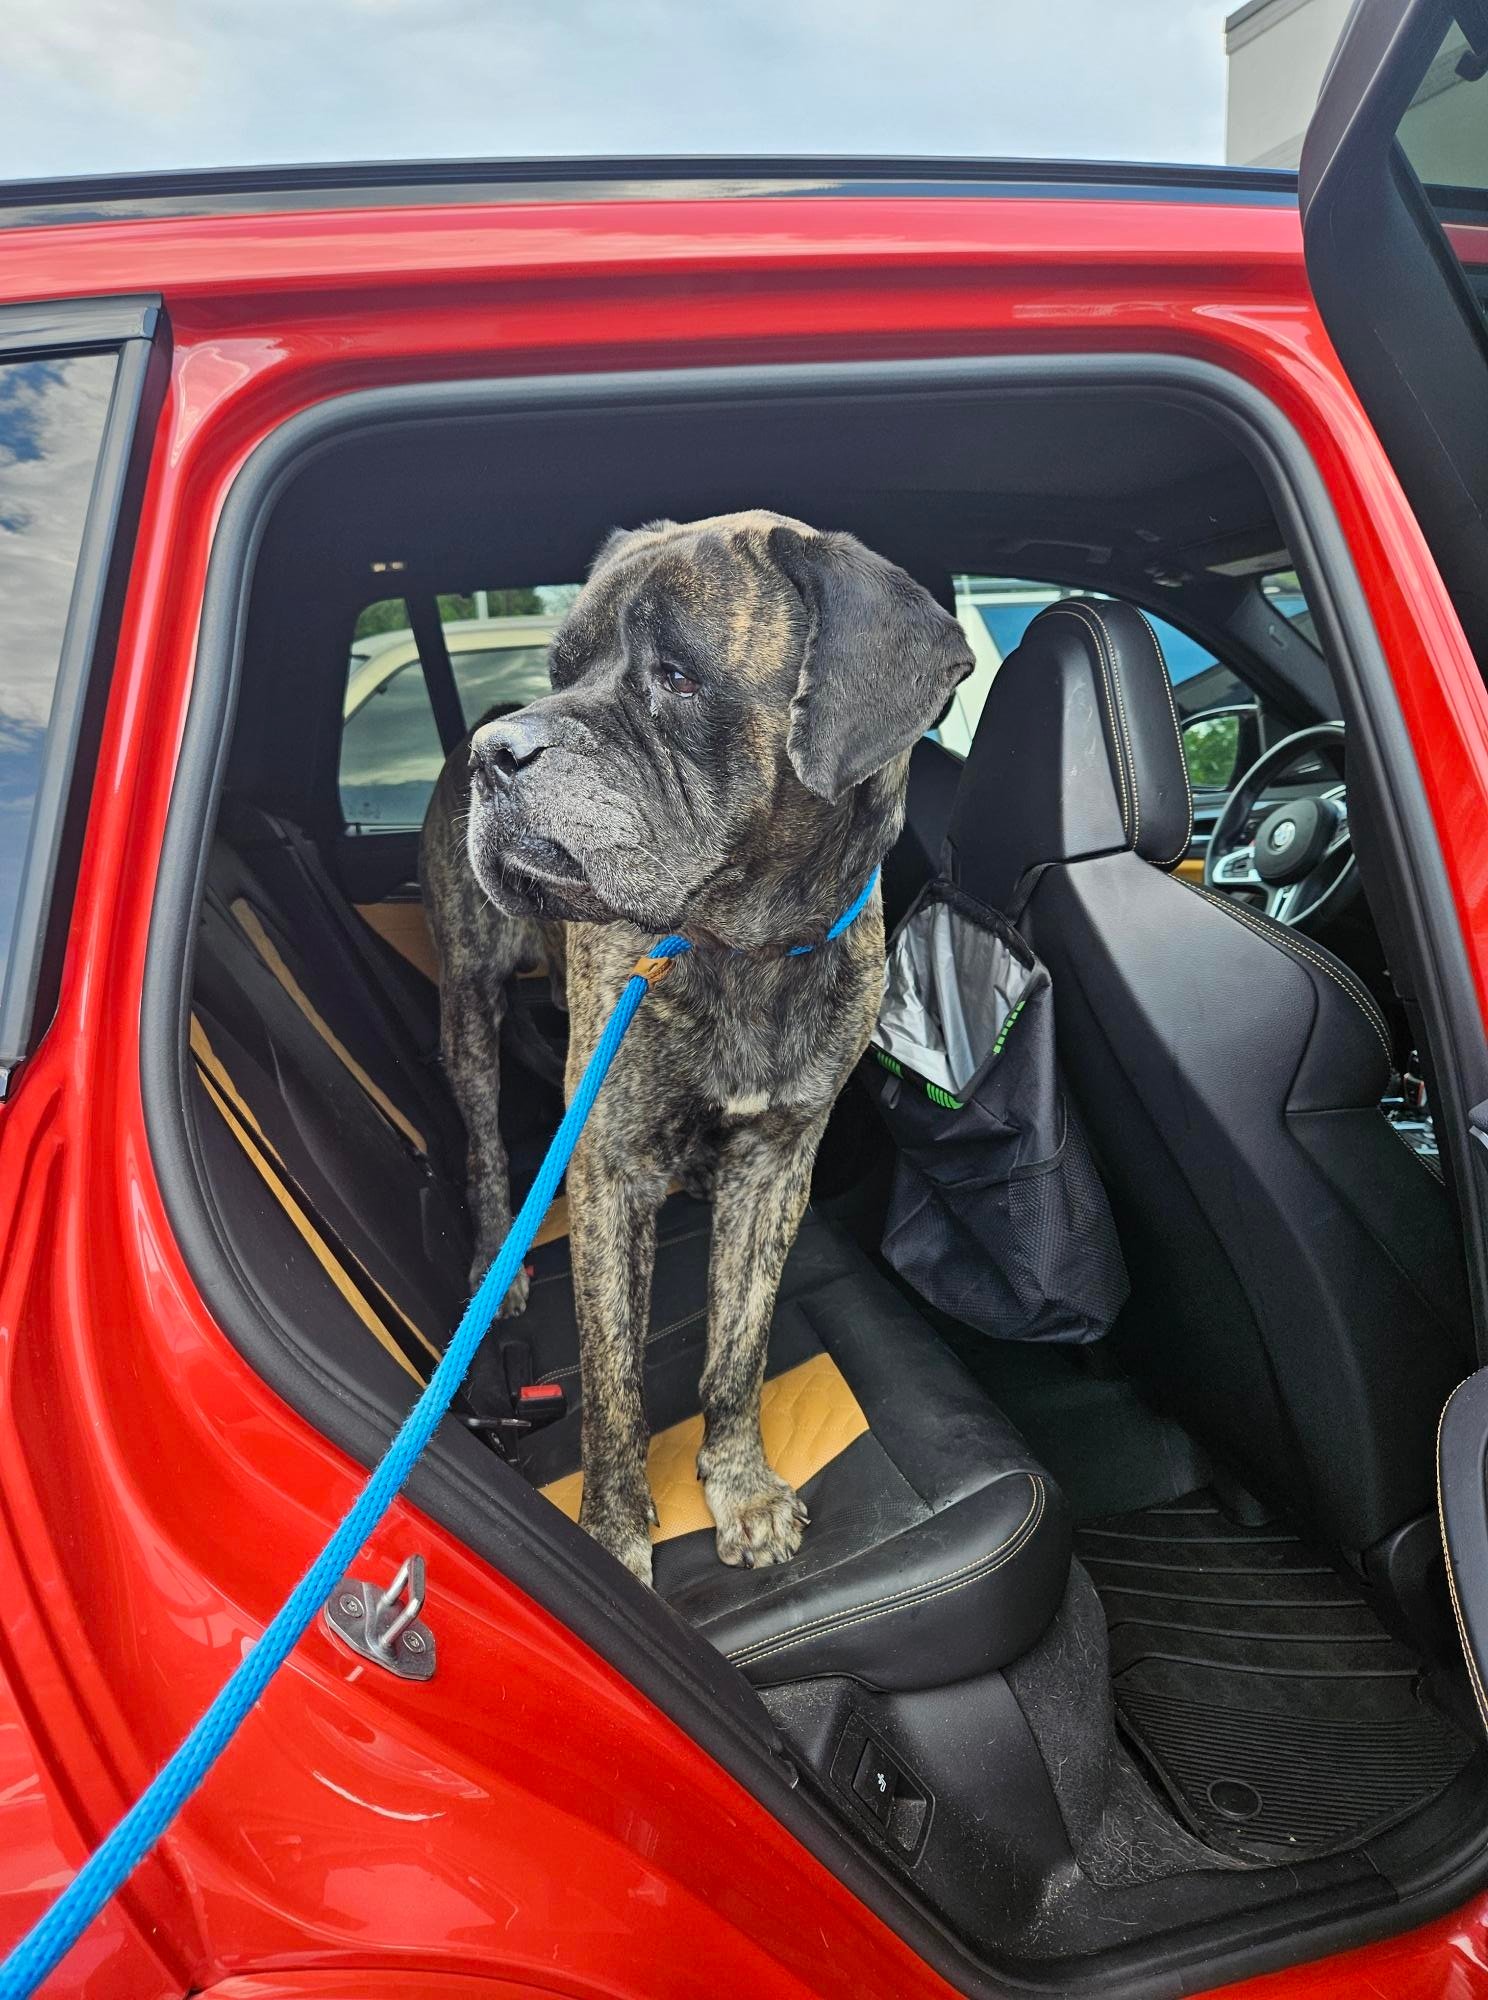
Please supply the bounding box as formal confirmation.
[1076,1493,1474,1862]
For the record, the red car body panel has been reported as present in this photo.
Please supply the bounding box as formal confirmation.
[1,188,1487,1998]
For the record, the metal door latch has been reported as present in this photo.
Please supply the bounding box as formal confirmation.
[322,1554,436,1680]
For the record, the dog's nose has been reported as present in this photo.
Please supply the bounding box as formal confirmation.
[470,712,550,792]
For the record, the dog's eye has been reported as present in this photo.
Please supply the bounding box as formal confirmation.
[654,663,700,698]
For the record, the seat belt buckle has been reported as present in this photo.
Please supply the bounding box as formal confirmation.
[514,1382,567,1427]
[465,1381,568,1451]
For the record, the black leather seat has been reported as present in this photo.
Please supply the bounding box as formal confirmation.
[946,598,1472,1568]
[189,803,1070,1690]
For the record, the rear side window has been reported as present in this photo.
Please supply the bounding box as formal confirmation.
[338,588,565,833]
[0,353,117,990]
[939,578,1249,757]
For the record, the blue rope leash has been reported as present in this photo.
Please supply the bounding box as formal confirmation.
[788,867,878,953]
[1,869,877,1997]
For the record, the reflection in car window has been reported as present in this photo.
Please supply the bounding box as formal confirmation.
[1398,21,1488,196]
[0,352,117,992]
[940,578,1249,758]
[1261,569,1317,649]
[1389,25,1488,318]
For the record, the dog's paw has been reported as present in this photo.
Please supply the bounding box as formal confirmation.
[470,1257,530,1318]
[708,1473,809,1569]
[496,1262,531,1319]
[580,1484,657,1587]
[583,1513,655,1588]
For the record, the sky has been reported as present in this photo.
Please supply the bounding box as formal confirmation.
[2,0,1236,183]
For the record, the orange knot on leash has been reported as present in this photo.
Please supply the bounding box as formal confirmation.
[631,953,676,986]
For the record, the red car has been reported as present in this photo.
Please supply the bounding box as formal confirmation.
[9,0,1488,1994]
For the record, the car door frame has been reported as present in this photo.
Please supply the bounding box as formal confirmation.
[1300,0,1488,1836]
[0,294,168,1096]
[1300,0,1488,684]
[142,349,1488,2000]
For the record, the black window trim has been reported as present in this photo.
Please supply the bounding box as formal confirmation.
[0,292,167,1095]
[1299,0,1488,690]
[141,353,1488,1996]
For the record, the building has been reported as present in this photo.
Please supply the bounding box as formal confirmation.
[1227,0,1482,177]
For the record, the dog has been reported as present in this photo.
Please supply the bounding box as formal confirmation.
[421,512,972,1584]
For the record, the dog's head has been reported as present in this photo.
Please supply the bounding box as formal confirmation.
[464,511,973,935]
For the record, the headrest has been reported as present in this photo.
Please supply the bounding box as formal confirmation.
[947,598,1193,911]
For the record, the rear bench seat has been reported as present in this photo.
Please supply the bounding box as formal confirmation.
[189,802,1070,1689]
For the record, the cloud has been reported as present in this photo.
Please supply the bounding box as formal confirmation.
[0,0,1233,180]
[0,353,116,729]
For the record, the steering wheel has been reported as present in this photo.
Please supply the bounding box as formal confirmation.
[1204,722,1360,930]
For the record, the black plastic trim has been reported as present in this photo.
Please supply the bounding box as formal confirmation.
[0,154,1299,231]
[0,293,167,1087]
[142,353,1488,1996]
[1299,0,1488,687]
[0,294,158,346]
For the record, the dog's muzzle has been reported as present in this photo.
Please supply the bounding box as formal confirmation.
[469,711,552,802]
[467,711,595,912]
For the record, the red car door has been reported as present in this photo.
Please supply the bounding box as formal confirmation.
[1299,0,1488,1747]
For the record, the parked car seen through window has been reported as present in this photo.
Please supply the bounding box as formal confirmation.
[339,589,569,831]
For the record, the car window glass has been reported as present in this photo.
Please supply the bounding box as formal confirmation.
[940,578,1250,759]
[1181,712,1242,791]
[454,646,554,728]
[0,351,117,991]
[1398,21,1488,190]
[1394,23,1488,303]
[338,588,570,833]
[1261,568,1318,649]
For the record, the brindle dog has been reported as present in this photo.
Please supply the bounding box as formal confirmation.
[422,512,972,1584]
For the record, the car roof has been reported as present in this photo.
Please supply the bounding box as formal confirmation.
[0,156,1302,231]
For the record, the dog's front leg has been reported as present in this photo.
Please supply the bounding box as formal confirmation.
[438,961,528,1314]
[698,1113,822,1569]
[570,1139,663,1585]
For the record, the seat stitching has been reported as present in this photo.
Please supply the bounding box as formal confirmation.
[728,1476,1045,1667]
[1043,605,1134,847]
[726,1474,1044,1666]
[538,1306,707,1385]
[1045,603,1136,847]
[1073,602,1144,856]
[1190,882,1389,1050]
[1189,882,1388,1043]
[1140,616,1196,867]
[1188,884,1392,1065]
[1436,1385,1488,1733]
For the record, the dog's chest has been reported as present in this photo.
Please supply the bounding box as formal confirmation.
[656,950,870,1116]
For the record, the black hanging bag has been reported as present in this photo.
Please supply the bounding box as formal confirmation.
[861,878,1127,1344]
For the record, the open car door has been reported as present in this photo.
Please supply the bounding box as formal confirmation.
[1300,0,1488,1729]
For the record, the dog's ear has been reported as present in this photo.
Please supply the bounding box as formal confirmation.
[589,520,677,578]
[768,526,975,802]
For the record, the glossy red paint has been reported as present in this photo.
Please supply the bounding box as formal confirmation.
[1,186,1487,2000]
[1212,1900,1488,1999]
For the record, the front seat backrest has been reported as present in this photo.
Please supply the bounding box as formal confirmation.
[946,598,1470,1569]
